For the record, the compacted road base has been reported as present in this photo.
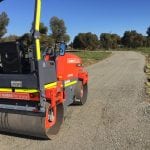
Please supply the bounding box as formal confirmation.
[0,51,150,150]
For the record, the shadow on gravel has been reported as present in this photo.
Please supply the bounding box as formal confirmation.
[69,103,82,107]
[0,131,48,141]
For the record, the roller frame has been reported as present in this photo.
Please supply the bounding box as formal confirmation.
[0,0,89,139]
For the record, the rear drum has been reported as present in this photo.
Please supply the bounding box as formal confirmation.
[0,103,64,139]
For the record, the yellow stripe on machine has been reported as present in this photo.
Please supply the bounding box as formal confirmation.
[0,88,38,93]
[44,82,57,89]
[44,80,77,89]
[0,88,12,92]
[65,81,77,87]
[15,89,39,93]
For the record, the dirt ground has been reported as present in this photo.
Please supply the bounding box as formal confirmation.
[0,51,150,150]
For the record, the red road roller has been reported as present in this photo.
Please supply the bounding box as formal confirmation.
[0,0,88,139]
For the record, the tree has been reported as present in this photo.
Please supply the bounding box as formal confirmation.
[111,34,121,49]
[147,37,150,47]
[100,33,120,49]
[63,34,70,43]
[50,16,70,43]
[40,34,54,49]
[39,22,54,47]
[100,33,111,49]
[19,33,32,46]
[122,30,144,48]
[147,26,150,37]
[0,35,19,42]
[0,12,9,38]
[73,32,99,50]
[145,26,150,47]
[143,36,150,47]
[39,22,48,35]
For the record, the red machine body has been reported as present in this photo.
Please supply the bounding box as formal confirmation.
[56,53,88,82]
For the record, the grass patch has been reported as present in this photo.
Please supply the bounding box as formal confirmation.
[135,47,150,55]
[74,51,112,66]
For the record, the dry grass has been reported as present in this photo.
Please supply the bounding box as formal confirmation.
[74,51,112,66]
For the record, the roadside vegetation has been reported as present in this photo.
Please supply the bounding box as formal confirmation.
[71,30,150,51]
[74,51,112,66]
[136,47,150,55]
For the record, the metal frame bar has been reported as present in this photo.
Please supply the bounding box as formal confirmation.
[34,0,42,61]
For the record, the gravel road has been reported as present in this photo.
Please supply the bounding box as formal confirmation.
[0,51,150,150]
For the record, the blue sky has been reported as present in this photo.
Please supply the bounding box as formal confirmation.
[0,0,150,41]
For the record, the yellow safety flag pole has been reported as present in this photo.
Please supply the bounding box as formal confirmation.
[34,0,41,60]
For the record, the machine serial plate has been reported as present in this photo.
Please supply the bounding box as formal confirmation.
[11,81,22,88]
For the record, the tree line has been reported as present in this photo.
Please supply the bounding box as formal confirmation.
[73,29,150,50]
[0,11,70,48]
[0,11,150,50]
